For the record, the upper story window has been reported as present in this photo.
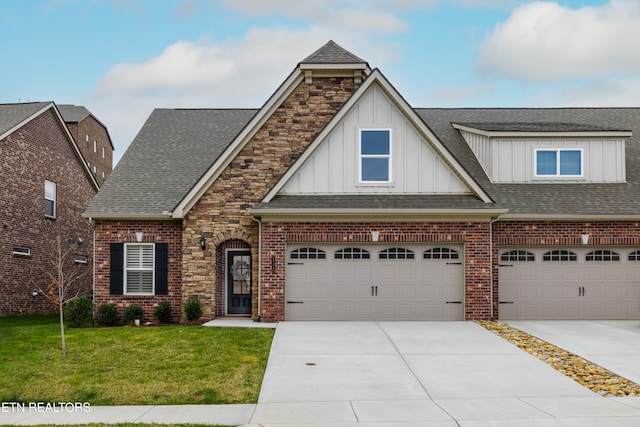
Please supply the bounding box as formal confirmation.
[535,149,582,177]
[102,146,106,159]
[359,129,391,183]
[44,180,56,219]
[93,140,97,153]
[125,243,154,294]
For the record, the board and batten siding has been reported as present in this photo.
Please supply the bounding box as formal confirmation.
[281,84,470,194]
[460,131,626,183]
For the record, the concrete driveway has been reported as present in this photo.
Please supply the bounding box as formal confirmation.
[247,321,640,426]
[508,320,640,385]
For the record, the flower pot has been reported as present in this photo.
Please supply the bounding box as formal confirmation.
[134,319,141,326]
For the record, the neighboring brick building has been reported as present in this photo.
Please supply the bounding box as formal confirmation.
[58,104,114,186]
[85,41,640,323]
[0,102,100,315]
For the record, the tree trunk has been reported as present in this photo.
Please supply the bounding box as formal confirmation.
[59,284,66,356]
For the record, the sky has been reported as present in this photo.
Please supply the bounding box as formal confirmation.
[2,0,639,164]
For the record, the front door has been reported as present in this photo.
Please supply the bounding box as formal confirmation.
[227,250,252,315]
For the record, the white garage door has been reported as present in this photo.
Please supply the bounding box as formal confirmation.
[499,247,640,320]
[285,244,464,320]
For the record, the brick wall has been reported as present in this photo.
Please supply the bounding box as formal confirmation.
[67,115,113,186]
[0,109,96,315]
[93,220,182,321]
[259,221,492,322]
[182,77,359,320]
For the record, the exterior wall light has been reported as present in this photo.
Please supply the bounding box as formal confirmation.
[200,236,206,250]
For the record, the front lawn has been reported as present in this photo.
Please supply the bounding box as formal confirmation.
[0,315,274,405]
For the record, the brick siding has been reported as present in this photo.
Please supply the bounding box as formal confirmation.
[92,220,182,321]
[259,221,492,322]
[0,109,96,315]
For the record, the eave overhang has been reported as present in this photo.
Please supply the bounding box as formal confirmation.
[452,123,632,139]
[249,207,508,223]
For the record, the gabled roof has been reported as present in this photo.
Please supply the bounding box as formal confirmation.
[301,40,367,65]
[417,108,640,218]
[261,68,493,204]
[0,102,51,139]
[82,41,640,221]
[84,108,257,219]
[0,101,100,191]
[58,104,116,150]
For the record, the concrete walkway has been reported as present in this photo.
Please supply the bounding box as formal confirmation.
[4,320,640,426]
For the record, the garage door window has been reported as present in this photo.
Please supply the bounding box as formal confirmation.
[586,250,620,261]
[501,250,535,262]
[543,250,577,261]
[628,250,640,261]
[290,248,326,260]
[335,248,370,259]
[423,247,459,259]
[379,248,415,259]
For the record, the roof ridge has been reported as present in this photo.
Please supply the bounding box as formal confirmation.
[300,40,366,64]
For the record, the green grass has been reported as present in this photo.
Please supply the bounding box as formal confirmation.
[0,314,274,405]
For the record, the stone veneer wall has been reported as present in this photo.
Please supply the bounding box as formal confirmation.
[259,221,492,322]
[491,221,640,319]
[93,220,182,321]
[182,77,359,320]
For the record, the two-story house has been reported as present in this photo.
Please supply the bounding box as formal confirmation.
[84,41,640,322]
[1,102,100,315]
[58,104,114,186]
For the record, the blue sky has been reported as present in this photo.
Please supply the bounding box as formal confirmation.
[2,0,637,164]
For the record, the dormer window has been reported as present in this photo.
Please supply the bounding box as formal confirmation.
[359,129,391,183]
[535,149,582,177]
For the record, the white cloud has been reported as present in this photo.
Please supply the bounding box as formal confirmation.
[87,26,398,163]
[530,76,640,107]
[476,0,640,83]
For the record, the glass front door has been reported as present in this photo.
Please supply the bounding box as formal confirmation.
[227,250,252,315]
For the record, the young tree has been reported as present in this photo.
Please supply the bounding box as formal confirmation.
[37,229,90,355]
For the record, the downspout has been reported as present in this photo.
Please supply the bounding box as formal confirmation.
[251,215,262,322]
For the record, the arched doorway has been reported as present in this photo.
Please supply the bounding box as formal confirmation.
[216,239,251,316]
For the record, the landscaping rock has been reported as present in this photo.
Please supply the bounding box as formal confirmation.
[478,321,640,397]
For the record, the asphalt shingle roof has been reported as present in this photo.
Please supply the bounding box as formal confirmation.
[84,108,257,217]
[57,104,91,123]
[0,102,50,137]
[416,108,640,217]
[301,40,366,64]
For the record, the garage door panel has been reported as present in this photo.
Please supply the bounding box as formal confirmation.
[286,244,464,320]
[500,246,640,320]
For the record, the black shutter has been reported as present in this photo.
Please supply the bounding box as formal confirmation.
[155,243,168,295]
[110,243,124,295]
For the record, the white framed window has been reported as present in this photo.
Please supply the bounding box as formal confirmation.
[102,171,106,183]
[93,140,97,153]
[12,246,31,256]
[44,180,56,218]
[535,149,583,177]
[102,146,106,159]
[359,129,392,183]
[124,243,154,294]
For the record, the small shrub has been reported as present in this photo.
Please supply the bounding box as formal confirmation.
[64,296,93,328]
[123,304,144,323]
[96,303,119,326]
[184,298,202,322]
[153,301,172,324]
